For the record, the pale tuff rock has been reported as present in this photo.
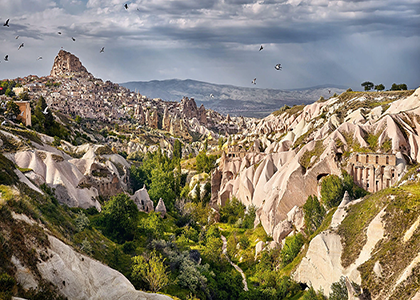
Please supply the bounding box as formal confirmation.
[345,277,362,300]
[155,198,167,217]
[37,235,172,300]
[11,149,100,210]
[50,50,92,78]
[331,191,351,229]
[403,215,420,243]
[9,144,132,211]
[373,261,383,278]
[286,206,305,232]
[134,104,146,125]
[272,220,293,244]
[255,241,265,260]
[131,186,154,213]
[294,207,387,295]
[212,89,420,247]
[11,255,38,291]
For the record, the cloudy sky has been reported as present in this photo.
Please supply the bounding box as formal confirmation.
[0,0,419,90]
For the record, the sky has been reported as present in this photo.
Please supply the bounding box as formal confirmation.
[0,0,419,90]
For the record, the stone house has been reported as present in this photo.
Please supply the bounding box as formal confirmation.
[131,185,154,213]
[348,152,399,193]
[15,101,31,126]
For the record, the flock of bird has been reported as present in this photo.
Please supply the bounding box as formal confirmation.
[1,17,106,64]
[2,3,284,103]
[252,44,282,86]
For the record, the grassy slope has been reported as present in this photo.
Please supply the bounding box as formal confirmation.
[338,165,420,299]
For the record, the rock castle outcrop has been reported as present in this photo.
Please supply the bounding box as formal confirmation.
[50,50,93,78]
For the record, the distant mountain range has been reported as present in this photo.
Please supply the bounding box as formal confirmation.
[121,79,347,118]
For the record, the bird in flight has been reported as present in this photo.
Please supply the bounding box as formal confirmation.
[328,89,331,94]
[252,78,257,85]
[275,64,282,70]
[42,107,49,115]
[71,37,76,41]
[58,31,62,35]
[210,93,214,98]
[37,56,42,60]
[259,45,263,51]
[18,43,24,50]
[3,19,9,27]
[124,3,128,9]
[4,55,8,61]
[100,47,105,53]
[15,35,19,39]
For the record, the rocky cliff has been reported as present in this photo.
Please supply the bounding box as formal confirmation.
[50,50,93,78]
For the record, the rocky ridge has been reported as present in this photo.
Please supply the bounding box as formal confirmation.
[212,88,419,243]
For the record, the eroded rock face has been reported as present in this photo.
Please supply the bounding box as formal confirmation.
[50,50,92,78]
[212,89,420,244]
[180,97,198,119]
[37,235,172,300]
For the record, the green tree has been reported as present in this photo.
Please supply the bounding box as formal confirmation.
[342,171,368,200]
[75,211,90,232]
[140,212,164,240]
[101,193,139,243]
[218,137,225,149]
[4,88,14,97]
[75,115,82,124]
[374,84,385,91]
[52,136,61,147]
[399,83,408,90]
[34,96,54,132]
[195,151,217,174]
[148,166,176,211]
[391,83,408,91]
[220,197,245,224]
[173,139,182,160]
[303,286,327,300]
[131,251,169,292]
[227,232,237,259]
[242,205,256,229]
[5,100,20,120]
[361,81,374,91]
[19,92,30,101]
[280,233,304,267]
[303,195,326,234]
[329,276,348,300]
[321,175,344,209]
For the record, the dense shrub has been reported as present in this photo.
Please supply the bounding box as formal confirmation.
[303,195,326,234]
[196,151,217,173]
[280,233,304,267]
[321,175,344,209]
[101,193,139,243]
[220,197,246,224]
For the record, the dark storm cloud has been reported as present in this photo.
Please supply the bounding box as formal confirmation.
[0,0,418,90]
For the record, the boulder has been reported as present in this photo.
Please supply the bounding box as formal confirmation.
[272,220,293,244]
[155,198,167,217]
[255,241,265,260]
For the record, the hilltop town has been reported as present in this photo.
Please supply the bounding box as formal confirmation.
[1,50,248,147]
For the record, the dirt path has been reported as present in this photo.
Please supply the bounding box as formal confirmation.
[221,234,249,291]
